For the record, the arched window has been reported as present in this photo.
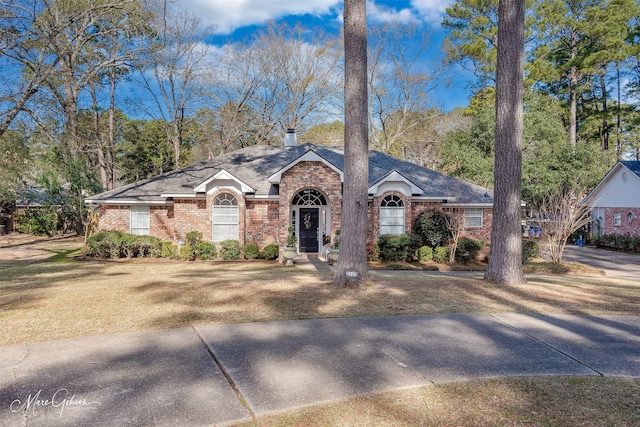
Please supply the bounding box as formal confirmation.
[212,193,238,242]
[292,189,327,206]
[380,195,404,235]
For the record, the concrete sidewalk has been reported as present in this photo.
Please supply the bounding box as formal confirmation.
[1,314,639,427]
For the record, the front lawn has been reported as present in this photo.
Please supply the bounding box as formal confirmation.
[1,235,638,346]
[1,235,639,427]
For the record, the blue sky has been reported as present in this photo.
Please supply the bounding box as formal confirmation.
[174,0,474,111]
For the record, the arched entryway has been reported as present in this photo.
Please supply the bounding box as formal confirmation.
[291,189,330,253]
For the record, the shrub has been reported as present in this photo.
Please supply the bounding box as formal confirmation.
[433,246,449,263]
[262,244,279,260]
[195,242,217,260]
[219,239,241,260]
[186,230,203,247]
[179,245,196,261]
[136,235,162,257]
[243,243,260,259]
[15,206,60,236]
[120,233,138,258]
[522,239,539,263]
[286,226,297,247]
[454,237,484,263]
[161,241,178,259]
[85,231,111,258]
[407,233,424,261]
[367,241,380,261]
[86,231,163,259]
[418,245,433,262]
[104,232,124,258]
[593,233,640,253]
[413,209,452,248]
[378,234,412,261]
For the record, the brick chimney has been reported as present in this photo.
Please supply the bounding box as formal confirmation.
[284,128,297,146]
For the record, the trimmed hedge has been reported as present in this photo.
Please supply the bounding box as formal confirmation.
[243,243,260,259]
[418,245,433,262]
[219,240,241,260]
[262,244,279,260]
[85,231,162,259]
[378,234,412,261]
[592,234,640,253]
[433,246,449,263]
[454,237,484,264]
[195,242,217,260]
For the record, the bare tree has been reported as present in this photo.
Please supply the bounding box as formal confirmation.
[484,0,526,285]
[531,185,591,264]
[28,0,150,157]
[368,22,442,157]
[204,22,342,146]
[138,8,211,168]
[333,0,369,289]
[444,208,465,264]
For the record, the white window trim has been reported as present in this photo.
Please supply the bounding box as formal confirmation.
[379,195,405,235]
[212,193,239,242]
[613,212,621,227]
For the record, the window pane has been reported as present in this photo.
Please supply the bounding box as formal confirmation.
[130,206,150,235]
[464,208,483,228]
[213,194,239,242]
[380,206,404,235]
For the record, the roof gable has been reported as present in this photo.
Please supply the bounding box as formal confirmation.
[268,148,343,184]
[583,161,640,207]
[193,169,254,194]
[368,169,422,196]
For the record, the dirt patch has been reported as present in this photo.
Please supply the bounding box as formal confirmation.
[0,233,83,262]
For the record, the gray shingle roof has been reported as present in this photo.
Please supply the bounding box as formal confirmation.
[87,144,493,204]
[622,161,640,178]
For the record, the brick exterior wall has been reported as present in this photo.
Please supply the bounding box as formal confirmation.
[96,161,494,250]
[150,206,175,240]
[602,207,640,236]
[245,199,280,247]
[98,205,130,233]
[278,161,343,245]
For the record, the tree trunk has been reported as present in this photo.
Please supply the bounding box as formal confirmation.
[333,0,369,289]
[484,0,526,285]
[108,67,117,190]
[600,73,608,151]
[569,66,577,149]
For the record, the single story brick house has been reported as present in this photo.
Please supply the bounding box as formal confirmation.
[86,132,494,254]
[582,160,640,237]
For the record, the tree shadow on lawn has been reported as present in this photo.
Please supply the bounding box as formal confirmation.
[0,259,110,313]
[130,265,640,331]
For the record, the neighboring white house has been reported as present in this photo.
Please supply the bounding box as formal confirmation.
[582,160,640,237]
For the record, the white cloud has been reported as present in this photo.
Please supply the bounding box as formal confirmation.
[411,0,455,25]
[177,0,341,34]
[366,1,419,25]
[176,0,452,35]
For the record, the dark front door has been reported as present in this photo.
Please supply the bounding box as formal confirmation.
[299,208,319,253]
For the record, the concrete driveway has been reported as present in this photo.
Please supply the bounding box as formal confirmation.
[563,245,640,281]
